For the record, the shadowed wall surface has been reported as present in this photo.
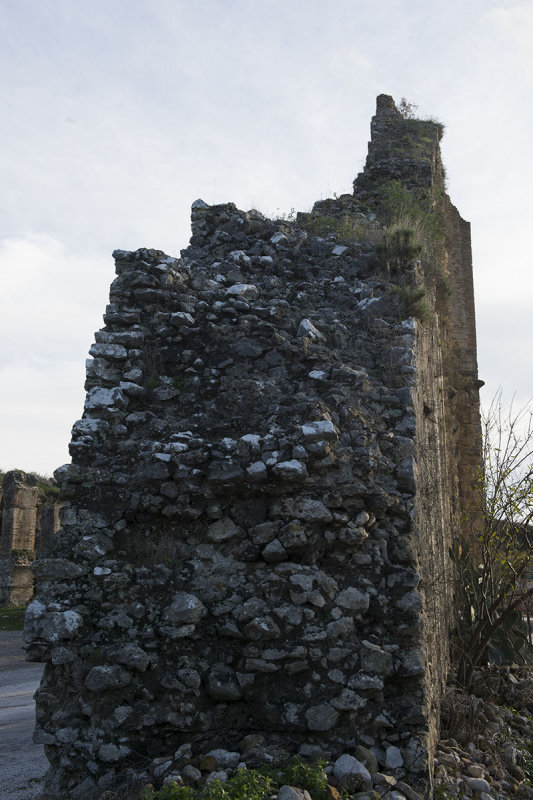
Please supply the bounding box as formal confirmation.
[25,96,482,799]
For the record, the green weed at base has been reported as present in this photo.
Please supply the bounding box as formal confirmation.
[141,784,195,800]
[0,605,26,631]
[138,760,328,800]
[433,784,459,799]
[281,757,329,800]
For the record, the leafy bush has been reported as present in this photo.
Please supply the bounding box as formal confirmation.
[224,769,272,800]
[141,769,273,800]
[451,394,533,690]
[281,757,329,800]
[200,781,228,800]
[141,784,195,800]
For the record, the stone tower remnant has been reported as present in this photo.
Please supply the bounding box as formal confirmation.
[26,95,482,798]
[0,471,61,605]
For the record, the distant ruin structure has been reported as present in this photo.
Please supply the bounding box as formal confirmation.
[0,471,61,605]
[26,95,482,798]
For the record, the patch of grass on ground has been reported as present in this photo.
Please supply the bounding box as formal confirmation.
[0,605,26,631]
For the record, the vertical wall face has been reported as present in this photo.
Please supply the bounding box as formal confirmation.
[26,96,481,798]
[0,473,62,605]
[0,472,40,605]
[38,504,62,556]
[352,96,482,762]
[324,105,483,774]
[443,208,483,517]
[1,472,40,553]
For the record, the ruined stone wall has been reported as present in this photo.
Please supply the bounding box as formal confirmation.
[0,471,61,605]
[25,96,482,799]
[443,205,483,517]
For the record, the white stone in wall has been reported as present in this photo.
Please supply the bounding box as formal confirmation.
[225,283,259,299]
[164,592,206,624]
[247,461,268,479]
[336,587,369,613]
[300,420,337,441]
[85,386,127,410]
[305,703,339,731]
[272,460,308,479]
[240,433,261,451]
[297,319,324,340]
[358,296,381,310]
[24,601,83,643]
[89,343,128,360]
[207,517,240,542]
[170,312,195,326]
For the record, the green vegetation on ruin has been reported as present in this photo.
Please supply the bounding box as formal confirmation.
[0,605,26,631]
[0,468,59,498]
[136,759,334,800]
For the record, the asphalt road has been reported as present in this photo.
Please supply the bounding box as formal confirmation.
[0,631,47,800]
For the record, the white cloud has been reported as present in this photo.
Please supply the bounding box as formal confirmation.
[0,234,112,364]
[0,234,111,472]
[0,361,83,476]
[1,1,532,471]
[484,5,533,83]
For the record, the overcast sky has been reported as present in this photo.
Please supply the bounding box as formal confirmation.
[1,0,532,475]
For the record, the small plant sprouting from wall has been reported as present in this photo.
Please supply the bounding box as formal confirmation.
[398,97,419,119]
[376,226,422,275]
[298,213,383,246]
[376,179,452,316]
[377,180,444,257]
[390,285,431,324]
